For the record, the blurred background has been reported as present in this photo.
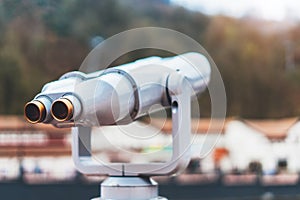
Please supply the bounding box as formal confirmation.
[2,0,300,199]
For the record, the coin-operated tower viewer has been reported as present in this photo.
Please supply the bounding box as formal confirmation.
[24,52,211,200]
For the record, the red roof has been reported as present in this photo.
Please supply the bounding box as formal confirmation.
[151,117,298,140]
[242,118,298,140]
[0,116,70,135]
[0,116,298,139]
[150,118,229,134]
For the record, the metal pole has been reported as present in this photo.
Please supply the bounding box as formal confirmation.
[91,176,167,200]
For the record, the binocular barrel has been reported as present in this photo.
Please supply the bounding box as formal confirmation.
[24,101,46,123]
[24,52,211,126]
[24,95,53,123]
[51,98,74,122]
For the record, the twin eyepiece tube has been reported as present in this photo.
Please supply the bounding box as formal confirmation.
[24,98,74,124]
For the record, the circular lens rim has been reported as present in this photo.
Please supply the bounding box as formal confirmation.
[51,98,74,122]
[24,101,46,124]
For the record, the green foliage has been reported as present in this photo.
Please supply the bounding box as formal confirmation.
[203,16,299,118]
[0,48,25,114]
[0,0,299,118]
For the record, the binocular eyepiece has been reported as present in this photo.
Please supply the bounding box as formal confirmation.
[51,98,74,122]
[24,101,46,124]
[24,98,74,124]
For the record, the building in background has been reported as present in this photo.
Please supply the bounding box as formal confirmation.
[0,116,300,185]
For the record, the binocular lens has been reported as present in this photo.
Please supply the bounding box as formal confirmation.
[24,101,46,123]
[51,99,73,122]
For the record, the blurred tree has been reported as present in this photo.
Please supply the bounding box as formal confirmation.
[0,50,25,114]
[204,16,295,118]
[0,0,299,118]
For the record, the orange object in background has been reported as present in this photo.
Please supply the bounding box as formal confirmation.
[213,147,229,164]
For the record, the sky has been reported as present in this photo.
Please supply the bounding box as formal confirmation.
[171,0,300,21]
